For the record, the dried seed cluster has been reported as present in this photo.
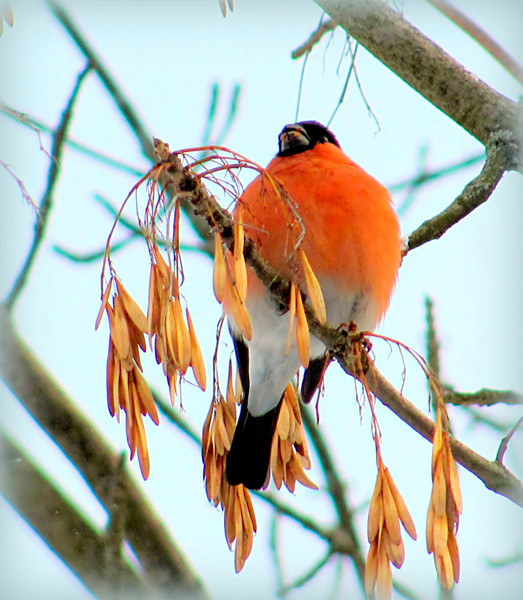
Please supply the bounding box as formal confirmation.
[426,403,462,589]
[213,226,252,341]
[97,277,158,479]
[147,245,206,402]
[285,249,327,369]
[365,459,417,599]
[271,383,317,492]
[202,362,257,572]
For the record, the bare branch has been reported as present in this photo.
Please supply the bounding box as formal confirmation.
[0,306,208,598]
[0,102,146,175]
[0,101,53,159]
[0,432,148,596]
[49,3,235,247]
[291,18,337,59]
[486,552,523,568]
[0,159,38,212]
[496,416,523,465]
[277,549,332,596]
[156,151,523,507]
[425,296,441,379]
[49,2,154,161]
[5,64,91,310]
[445,388,523,407]
[362,365,523,507]
[406,143,506,251]
[301,405,366,584]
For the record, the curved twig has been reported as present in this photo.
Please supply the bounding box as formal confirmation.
[5,64,91,309]
[406,143,506,251]
[426,0,523,85]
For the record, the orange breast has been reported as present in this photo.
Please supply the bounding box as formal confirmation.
[239,143,401,321]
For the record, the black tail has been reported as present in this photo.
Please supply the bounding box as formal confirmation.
[301,355,329,404]
[226,399,282,490]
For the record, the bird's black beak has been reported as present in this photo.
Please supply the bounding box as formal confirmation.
[278,125,311,156]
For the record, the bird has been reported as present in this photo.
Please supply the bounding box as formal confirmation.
[225,121,401,490]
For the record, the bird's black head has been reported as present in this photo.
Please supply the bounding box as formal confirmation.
[277,121,340,157]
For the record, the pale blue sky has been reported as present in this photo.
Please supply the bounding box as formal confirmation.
[1,1,522,599]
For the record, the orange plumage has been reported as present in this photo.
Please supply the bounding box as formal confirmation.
[241,142,400,323]
[226,121,401,490]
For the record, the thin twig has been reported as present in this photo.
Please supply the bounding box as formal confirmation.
[393,579,425,600]
[277,550,332,596]
[445,388,523,407]
[496,416,523,465]
[425,296,441,379]
[0,103,146,176]
[53,236,135,263]
[5,63,91,310]
[462,406,511,433]
[0,159,38,212]
[49,2,154,160]
[291,19,337,59]
[485,552,523,568]
[301,405,366,585]
[0,101,52,159]
[426,0,523,85]
[390,151,484,195]
[269,514,286,598]
[316,0,522,165]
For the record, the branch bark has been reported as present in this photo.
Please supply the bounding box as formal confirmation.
[157,150,523,508]
[0,432,148,597]
[406,143,506,250]
[0,305,208,599]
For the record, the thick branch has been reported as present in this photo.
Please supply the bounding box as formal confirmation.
[0,432,147,597]
[158,153,523,507]
[360,364,523,507]
[0,306,207,598]
[315,0,522,170]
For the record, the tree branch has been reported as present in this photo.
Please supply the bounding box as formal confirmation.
[406,144,506,251]
[315,0,522,171]
[495,416,523,465]
[301,406,366,584]
[0,306,208,598]
[426,0,523,85]
[5,63,91,310]
[291,18,337,59]
[361,364,523,507]
[445,388,523,407]
[49,2,154,161]
[0,432,148,597]
[157,150,523,508]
